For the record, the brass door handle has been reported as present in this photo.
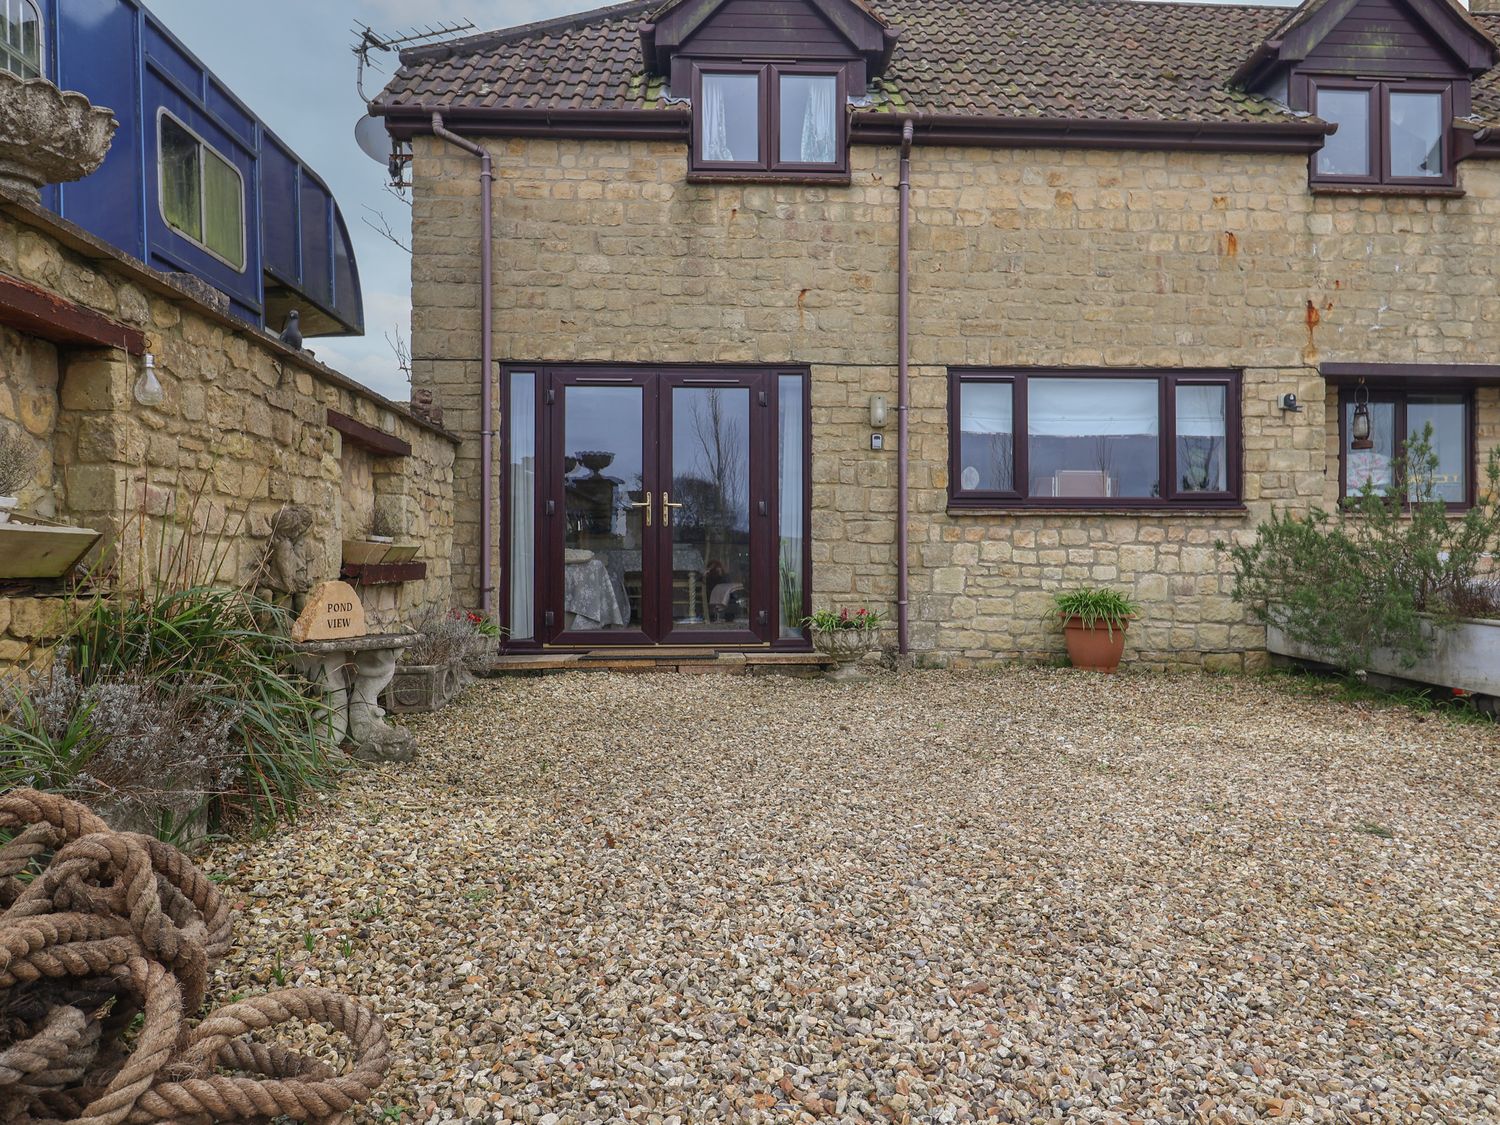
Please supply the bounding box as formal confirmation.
[661,492,684,527]
[629,498,653,528]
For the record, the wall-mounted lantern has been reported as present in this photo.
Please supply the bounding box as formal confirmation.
[1350,379,1373,451]
[869,394,888,428]
[133,353,164,407]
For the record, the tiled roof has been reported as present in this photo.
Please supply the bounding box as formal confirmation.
[863,0,1289,123]
[1473,14,1500,122]
[373,0,1500,129]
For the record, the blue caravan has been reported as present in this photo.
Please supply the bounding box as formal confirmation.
[21,0,363,338]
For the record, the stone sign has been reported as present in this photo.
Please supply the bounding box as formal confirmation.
[290,580,368,643]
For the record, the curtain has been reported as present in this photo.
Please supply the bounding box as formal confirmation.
[778,376,805,639]
[800,78,836,163]
[509,375,537,640]
[703,77,734,163]
[203,150,244,269]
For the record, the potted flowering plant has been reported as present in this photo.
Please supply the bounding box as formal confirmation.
[465,610,504,670]
[805,606,888,680]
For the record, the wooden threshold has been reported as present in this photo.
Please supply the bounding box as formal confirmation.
[581,647,718,661]
[480,651,832,678]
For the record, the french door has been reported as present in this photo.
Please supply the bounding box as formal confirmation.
[536,368,779,647]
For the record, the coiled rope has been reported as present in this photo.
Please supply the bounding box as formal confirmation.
[0,789,390,1124]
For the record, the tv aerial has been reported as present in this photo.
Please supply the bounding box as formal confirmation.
[353,19,476,186]
[352,19,477,104]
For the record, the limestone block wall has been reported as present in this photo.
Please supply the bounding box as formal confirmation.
[0,202,458,668]
[409,135,1500,668]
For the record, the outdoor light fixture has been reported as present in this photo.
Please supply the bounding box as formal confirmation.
[1350,379,1373,451]
[870,394,889,428]
[133,353,164,407]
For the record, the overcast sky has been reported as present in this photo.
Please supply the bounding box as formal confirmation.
[146,0,1300,401]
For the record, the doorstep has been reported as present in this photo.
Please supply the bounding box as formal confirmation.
[479,651,834,678]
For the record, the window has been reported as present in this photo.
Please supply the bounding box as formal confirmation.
[949,370,1241,509]
[692,64,846,178]
[158,112,246,271]
[1340,389,1472,508]
[0,0,42,79]
[1311,80,1452,188]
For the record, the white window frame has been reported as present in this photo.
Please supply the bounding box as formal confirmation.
[0,0,44,80]
[156,108,247,273]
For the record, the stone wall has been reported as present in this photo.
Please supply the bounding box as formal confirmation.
[0,200,458,668]
[409,135,1500,668]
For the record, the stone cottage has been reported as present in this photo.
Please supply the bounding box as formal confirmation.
[375,0,1500,669]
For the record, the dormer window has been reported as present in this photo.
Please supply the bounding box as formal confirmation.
[1311,79,1452,188]
[691,64,847,179]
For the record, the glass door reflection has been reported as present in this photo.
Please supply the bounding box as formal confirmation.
[660,383,760,644]
[559,383,651,636]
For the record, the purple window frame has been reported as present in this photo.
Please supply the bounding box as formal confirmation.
[1309,78,1455,189]
[1336,386,1476,511]
[947,369,1244,511]
[690,62,849,180]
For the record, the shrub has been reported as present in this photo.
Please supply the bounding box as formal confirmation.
[404,607,488,667]
[0,672,238,842]
[60,586,331,827]
[1226,427,1500,674]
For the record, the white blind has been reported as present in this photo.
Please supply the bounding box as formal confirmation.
[1029,378,1158,438]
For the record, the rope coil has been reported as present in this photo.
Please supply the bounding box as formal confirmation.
[0,789,390,1125]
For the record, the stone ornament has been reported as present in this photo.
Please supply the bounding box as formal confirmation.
[258,505,315,612]
[290,580,368,643]
[0,72,118,203]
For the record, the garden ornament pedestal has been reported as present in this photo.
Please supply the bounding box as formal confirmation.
[0,72,117,203]
[288,581,418,763]
[293,635,420,763]
[811,628,878,682]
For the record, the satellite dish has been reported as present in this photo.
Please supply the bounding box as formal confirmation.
[355,114,391,164]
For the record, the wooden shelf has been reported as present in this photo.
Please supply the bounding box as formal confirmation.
[340,561,427,586]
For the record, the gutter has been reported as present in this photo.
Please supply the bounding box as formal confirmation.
[849,111,1334,153]
[431,112,498,618]
[897,118,913,658]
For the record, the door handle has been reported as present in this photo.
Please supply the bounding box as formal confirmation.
[629,497,653,528]
[661,492,684,527]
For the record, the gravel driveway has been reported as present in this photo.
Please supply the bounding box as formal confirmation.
[210,669,1500,1124]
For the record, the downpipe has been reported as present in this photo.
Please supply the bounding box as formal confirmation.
[431,112,497,618]
[897,118,914,656]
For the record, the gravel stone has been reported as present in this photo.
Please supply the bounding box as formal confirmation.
[206,669,1500,1123]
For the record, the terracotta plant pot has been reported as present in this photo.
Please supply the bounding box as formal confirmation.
[1061,615,1129,673]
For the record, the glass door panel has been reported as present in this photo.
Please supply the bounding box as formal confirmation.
[665,386,753,635]
[554,381,653,641]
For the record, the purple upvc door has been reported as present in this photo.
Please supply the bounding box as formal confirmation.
[541,368,775,647]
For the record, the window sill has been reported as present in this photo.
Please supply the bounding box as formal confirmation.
[687,171,852,186]
[947,505,1250,518]
[1311,184,1465,199]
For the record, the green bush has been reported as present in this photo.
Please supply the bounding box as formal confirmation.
[1225,427,1500,674]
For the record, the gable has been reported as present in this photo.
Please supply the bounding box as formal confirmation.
[1234,0,1498,88]
[643,0,897,93]
[678,0,859,61]
[1301,0,1473,75]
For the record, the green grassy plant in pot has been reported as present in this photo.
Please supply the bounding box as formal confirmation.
[1053,588,1141,673]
